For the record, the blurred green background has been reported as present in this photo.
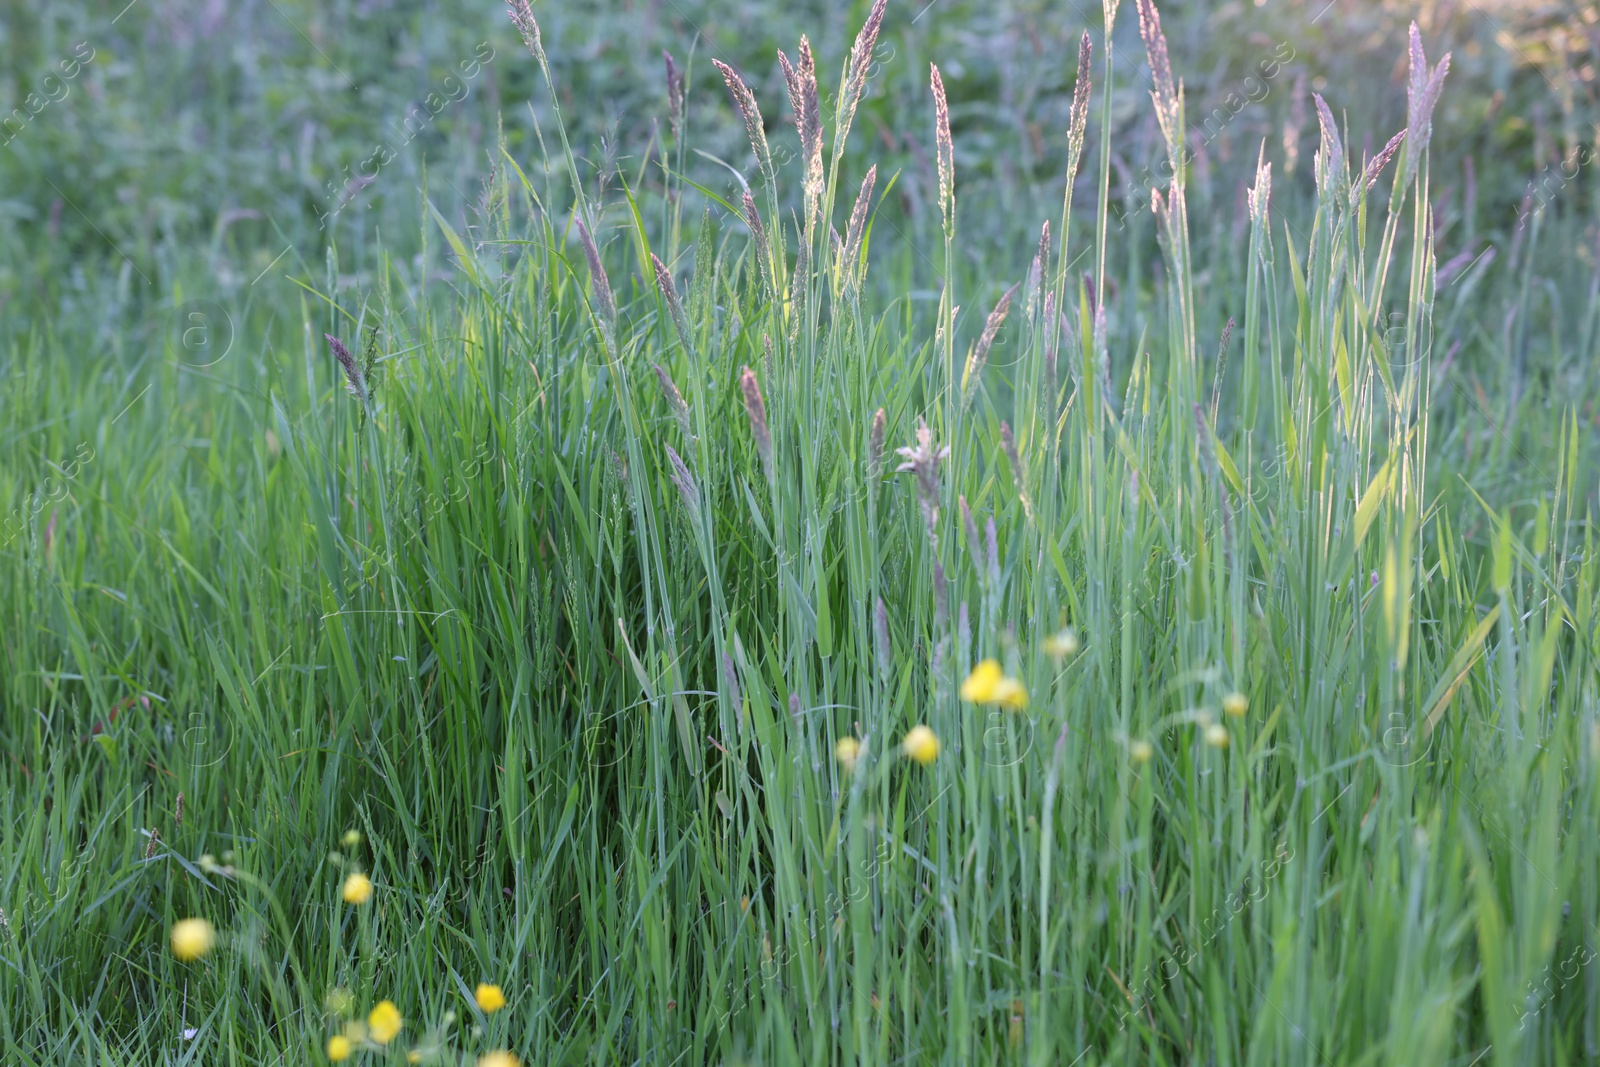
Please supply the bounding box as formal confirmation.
[1,0,1592,319]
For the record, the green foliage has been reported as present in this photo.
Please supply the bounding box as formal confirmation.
[2,0,1599,1064]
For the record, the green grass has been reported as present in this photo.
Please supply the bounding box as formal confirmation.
[4,0,1600,1064]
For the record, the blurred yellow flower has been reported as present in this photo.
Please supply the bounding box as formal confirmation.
[1043,627,1079,659]
[960,659,1003,702]
[834,736,861,774]
[991,677,1029,710]
[961,659,1027,708]
[342,872,373,905]
[1204,723,1230,749]
[478,1052,520,1067]
[1130,740,1154,764]
[324,986,355,1016]
[169,918,214,961]
[475,982,507,1013]
[368,1000,403,1044]
[407,1052,423,1065]
[1222,691,1248,718]
[326,1034,353,1061]
[342,829,362,848]
[902,725,940,765]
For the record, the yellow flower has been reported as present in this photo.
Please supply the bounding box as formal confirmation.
[478,1052,520,1067]
[368,1000,403,1044]
[1129,740,1154,764]
[1043,627,1080,659]
[342,829,362,848]
[475,982,507,1013]
[991,677,1029,710]
[342,872,373,905]
[407,1052,423,1065]
[1222,691,1248,718]
[902,725,940,766]
[169,918,215,961]
[1204,723,1230,749]
[960,659,1003,703]
[834,736,861,774]
[326,1035,353,1062]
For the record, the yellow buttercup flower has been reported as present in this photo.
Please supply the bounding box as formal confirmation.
[169,918,215,961]
[991,677,1029,710]
[1129,739,1154,764]
[902,725,940,766]
[342,872,373,905]
[368,1000,403,1044]
[407,1052,423,1065]
[834,736,861,774]
[960,659,1003,703]
[1222,691,1248,718]
[342,829,362,848]
[1204,723,1230,749]
[1043,627,1080,660]
[475,982,507,1013]
[478,1053,520,1067]
[326,1035,353,1062]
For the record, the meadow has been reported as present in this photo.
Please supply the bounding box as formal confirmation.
[2,0,1600,1063]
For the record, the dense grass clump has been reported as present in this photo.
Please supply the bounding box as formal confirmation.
[3,0,1600,1064]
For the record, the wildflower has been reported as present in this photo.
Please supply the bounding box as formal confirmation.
[326,1035,353,1062]
[960,660,1003,703]
[475,983,507,1013]
[834,736,861,774]
[169,918,214,961]
[407,1052,423,1065]
[1130,740,1154,764]
[1222,692,1248,718]
[902,725,940,766]
[1043,628,1080,660]
[368,1000,403,1044]
[479,1053,520,1067]
[991,677,1029,710]
[342,872,373,905]
[895,419,949,547]
[1204,724,1230,749]
[342,829,361,848]
[961,659,1027,709]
